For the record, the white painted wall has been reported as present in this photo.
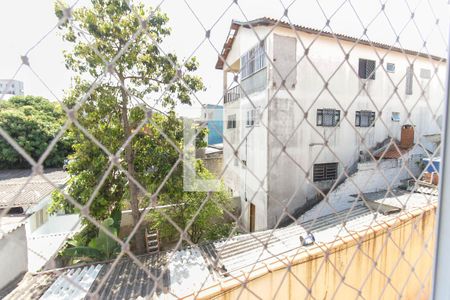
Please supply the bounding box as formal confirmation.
[223,24,445,230]
[0,224,27,290]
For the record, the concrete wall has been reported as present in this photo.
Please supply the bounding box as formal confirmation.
[195,205,436,300]
[203,155,223,179]
[0,224,27,290]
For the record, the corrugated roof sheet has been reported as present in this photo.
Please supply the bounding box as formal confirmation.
[373,143,410,159]
[0,169,68,208]
[0,221,25,240]
[215,17,446,69]
[5,190,436,299]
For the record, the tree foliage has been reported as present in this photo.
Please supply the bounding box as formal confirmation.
[0,95,72,169]
[52,0,231,254]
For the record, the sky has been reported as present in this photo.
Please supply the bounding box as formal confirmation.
[0,0,448,117]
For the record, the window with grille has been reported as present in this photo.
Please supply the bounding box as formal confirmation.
[358,58,376,80]
[246,109,259,127]
[317,109,340,127]
[227,114,236,129]
[240,41,266,79]
[355,110,375,127]
[313,163,338,182]
[406,65,414,95]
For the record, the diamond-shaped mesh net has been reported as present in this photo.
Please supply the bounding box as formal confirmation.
[0,0,448,299]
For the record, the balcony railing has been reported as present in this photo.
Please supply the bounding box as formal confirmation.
[224,85,241,104]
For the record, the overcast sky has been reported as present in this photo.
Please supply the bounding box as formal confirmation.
[0,0,448,117]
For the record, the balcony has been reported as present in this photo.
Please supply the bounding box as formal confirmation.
[224,85,241,104]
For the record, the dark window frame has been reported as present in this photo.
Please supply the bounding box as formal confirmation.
[355,110,376,127]
[313,162,339,182]
[358,58,376,80]
[317,108,341,127]
[227,114,236,129]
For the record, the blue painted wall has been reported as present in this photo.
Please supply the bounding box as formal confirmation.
[204,104,223,145]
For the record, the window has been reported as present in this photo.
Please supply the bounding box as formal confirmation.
[240,41,266,79]
[227,114,236,129]
[355,110,375,127]
[246,109,259,127]
[406,65,414,95]
[391,112,400,122]
[386,63,395,73]
[313,163,338,182]
[358,58,376,80]
[317,109,340,127]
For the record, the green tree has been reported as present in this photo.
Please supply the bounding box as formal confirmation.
[0,95,72,169]
[149,163,233,244]
[52,0,215,254]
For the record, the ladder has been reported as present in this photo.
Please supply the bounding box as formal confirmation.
[146,230,160,254]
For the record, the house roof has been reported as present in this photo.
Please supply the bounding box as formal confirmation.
[0,169,68,209]
[215,17,446,70]
[5,190,436,299]
[0,220,25,240]
[373,142,413,159]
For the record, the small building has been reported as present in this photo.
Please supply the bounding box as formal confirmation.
[217,17,446,231]
[0,169,81,272]
[201,104,224,145]
[0,80,24,97]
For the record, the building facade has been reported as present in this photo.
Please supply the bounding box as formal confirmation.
[0,80,24,97]
[217,18,446,231]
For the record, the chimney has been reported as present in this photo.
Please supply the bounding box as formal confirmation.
[400,125,414,149]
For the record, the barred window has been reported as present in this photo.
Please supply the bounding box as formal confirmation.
[227,114,236,129]
[355,110,375,127]
[358,58,376,80]
[406,65,414,95]
[317,108,340,127]
[240,41,266,79]
[313,163,338,182]
[246,109,259,127]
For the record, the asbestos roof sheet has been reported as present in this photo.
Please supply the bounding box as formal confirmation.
[0,169,68,208]
[5,191,436,299]
[0,215,26,239]
[216,17,446,69]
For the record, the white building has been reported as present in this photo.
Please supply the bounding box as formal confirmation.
[217,18,446,232]
[0,169,80,272]
[0,80,24,97]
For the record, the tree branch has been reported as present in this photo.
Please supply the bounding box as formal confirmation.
[123,76,164,84]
